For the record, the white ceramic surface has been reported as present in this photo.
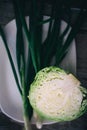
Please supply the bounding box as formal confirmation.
[0,17,76,124]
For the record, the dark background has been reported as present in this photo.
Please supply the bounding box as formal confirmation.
[0,0,87,130]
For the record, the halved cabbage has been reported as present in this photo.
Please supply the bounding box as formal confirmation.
[28,66,87,122]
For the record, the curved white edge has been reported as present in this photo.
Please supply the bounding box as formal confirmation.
[0,17,76,124]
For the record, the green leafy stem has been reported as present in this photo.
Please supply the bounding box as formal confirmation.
[0,0,87,129]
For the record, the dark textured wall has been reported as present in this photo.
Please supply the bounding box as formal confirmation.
[0,1,87,130]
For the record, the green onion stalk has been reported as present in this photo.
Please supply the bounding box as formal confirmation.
[0,0,87,130]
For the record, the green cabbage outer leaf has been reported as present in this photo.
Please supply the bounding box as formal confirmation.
[28,66,87,122]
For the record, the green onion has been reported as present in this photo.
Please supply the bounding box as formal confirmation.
[0,26,22,95]
[56,9,87,65]
[0,0,87,130]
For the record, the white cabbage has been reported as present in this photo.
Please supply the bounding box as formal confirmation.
[28,66,87,122]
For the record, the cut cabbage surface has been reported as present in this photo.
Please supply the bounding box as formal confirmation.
[28,66,87,122]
